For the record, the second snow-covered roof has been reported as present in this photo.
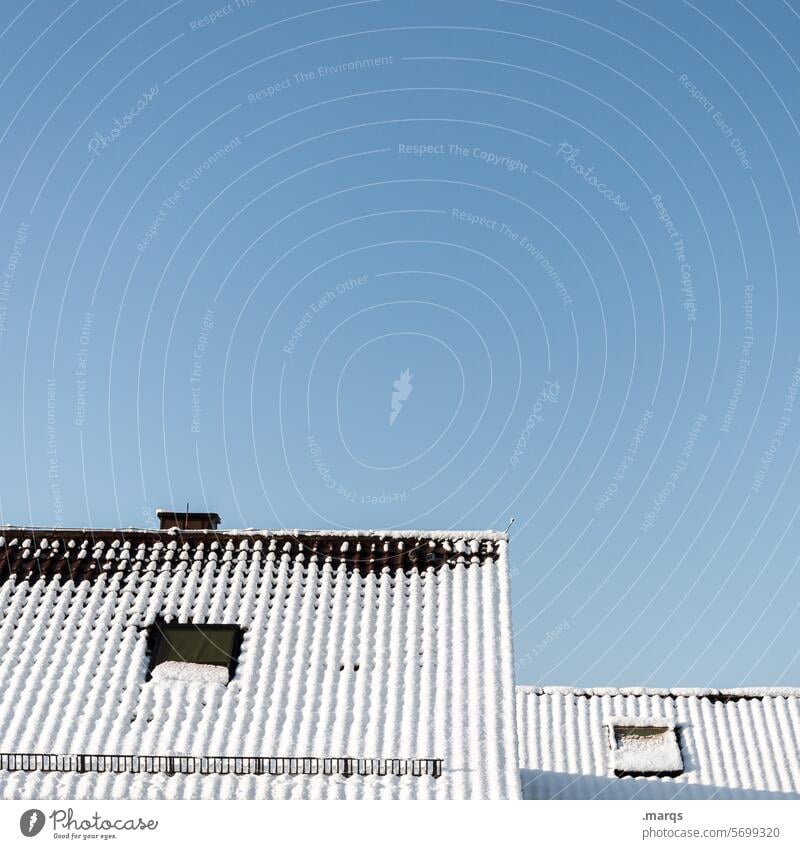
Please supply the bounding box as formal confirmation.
[517,687,800,799]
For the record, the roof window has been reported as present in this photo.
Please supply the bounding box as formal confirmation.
[147,620,242,684]
[607,718,684,777]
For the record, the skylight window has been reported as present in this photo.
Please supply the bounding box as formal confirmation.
[607,717,684,777]
[147,620,243,684]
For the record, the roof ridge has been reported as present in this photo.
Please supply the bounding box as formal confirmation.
[0,525,508,541]
[516,685,800,697]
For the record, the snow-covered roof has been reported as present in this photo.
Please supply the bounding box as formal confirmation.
[0,525,509,542]
[516,686,800,799]
[0,528,519,800]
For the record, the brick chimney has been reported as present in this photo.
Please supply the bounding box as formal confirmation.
[156,508,221,531]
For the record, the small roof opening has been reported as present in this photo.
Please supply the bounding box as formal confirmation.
[607,718,684,777]
[147,620,242,683]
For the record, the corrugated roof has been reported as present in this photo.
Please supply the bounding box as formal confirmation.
[516,687,800,799]
[0,529,520,800]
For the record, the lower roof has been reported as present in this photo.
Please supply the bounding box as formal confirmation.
[516,686,800,800]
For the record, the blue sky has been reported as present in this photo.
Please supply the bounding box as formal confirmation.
[1,0,800,687]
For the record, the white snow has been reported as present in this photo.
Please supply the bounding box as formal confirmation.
[0,524,509,542]
[607,720,683,775]
[517,685,800,698]
[150,662,229,686]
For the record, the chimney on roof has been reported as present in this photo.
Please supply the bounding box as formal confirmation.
[156,508,221,531]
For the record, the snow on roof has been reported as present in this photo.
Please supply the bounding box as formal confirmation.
[0,525,509,542]
[150,661,229,687]
[516,687,800,800]
[0,528,519,800]
[519,685,800,698]
[606,719,683,776]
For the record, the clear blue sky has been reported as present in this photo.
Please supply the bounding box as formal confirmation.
[1,0,800,688]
